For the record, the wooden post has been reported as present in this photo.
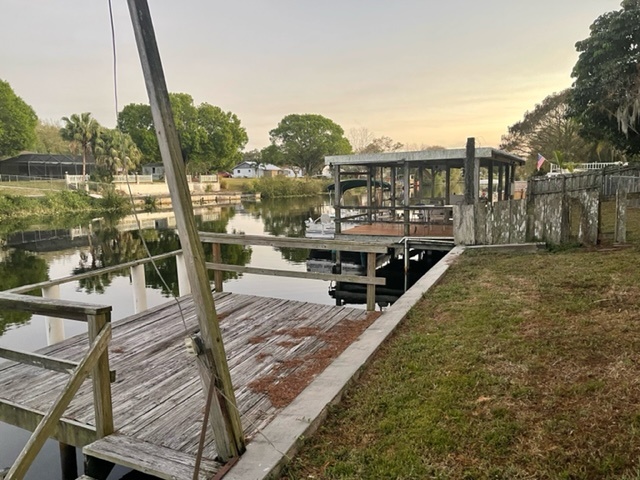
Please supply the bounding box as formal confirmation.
[430,167,435,201]
[59,443,77,480]
[488,162,494,202]
[130,264,148,314]
[334,164,342,234]
[366,166,372,223]
[498,164,504,201]
[87,313,114,438]
[212,243,223,292]
[391,166,397,214]
[504,163,511,200]
[445,166,451,205]
[366,252,376,311]
[464,137,478,205]
[176,252,191,297]
[127,0,245,460]
[403,161,410,236]
[43,285,65,345]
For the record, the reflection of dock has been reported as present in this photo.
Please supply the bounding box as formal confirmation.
[0,292,377,479]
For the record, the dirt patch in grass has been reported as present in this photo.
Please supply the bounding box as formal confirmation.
[282,248,640,480]
[250,312,381,408]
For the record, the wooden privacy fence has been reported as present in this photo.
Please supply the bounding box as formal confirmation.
[0,293,113,480]
[454,171,602,246]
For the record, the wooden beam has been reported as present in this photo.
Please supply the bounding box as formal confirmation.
[87,315,114,439]
[199,232,388,253]
[0,293,111,321]
[366,252,377,311]
[5,324,111,480]
[205,262,386,285]
[488,161,494,202]
[403,161,410,236]
[8,251,179,295]
[127,0,244,460]
[464,137,478,205]
[334,164,342,234]
[0,348,77,374]
[0,400,96,447]
[212,243,224,293]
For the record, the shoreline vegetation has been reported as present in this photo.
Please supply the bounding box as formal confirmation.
[0,176,331,221]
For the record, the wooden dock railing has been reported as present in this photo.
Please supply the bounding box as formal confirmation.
[0,293,114,480]
[199,232,388,310]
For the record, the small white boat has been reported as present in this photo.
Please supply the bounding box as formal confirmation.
[305,213,336,239]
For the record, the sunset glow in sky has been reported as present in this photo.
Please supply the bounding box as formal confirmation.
[1,0,622,151]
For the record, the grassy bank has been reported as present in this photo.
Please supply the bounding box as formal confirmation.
[0,189,130,220]
[223,176,330,198]
[282,246,640,479]
[0,179,67,196]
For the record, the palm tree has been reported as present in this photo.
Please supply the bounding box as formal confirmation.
[60,113,100,189]
[96,129,142,175]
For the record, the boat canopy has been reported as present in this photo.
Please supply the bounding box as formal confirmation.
[327,179,391,192]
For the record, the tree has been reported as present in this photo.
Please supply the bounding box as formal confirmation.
[568,0,640,156]
[501,90,593,165]
[60,112,100,182]
[361,135,404,154]
[117,103,158,162]
[0,79,37,157]
[96,129,142,175]
[268,114,352,176]
[347,127,375,153]
[33,120,72,154]
[117,93,248,171]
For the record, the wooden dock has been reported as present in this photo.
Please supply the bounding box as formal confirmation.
[342,222,453,238]
[0,293,378,479]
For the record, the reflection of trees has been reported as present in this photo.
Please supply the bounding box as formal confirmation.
[242,197,328,263]
[0,249,49,334]
[74,207,251,297]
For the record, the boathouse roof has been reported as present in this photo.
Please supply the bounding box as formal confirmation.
[326,147,525,168]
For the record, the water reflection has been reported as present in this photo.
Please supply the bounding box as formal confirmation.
[0,250,48,334]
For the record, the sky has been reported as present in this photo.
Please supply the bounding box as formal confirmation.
[0,0,623,152]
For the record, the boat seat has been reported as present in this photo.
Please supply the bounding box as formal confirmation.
[320,213,331,224]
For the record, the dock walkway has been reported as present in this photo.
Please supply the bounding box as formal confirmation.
[0,293,378,479]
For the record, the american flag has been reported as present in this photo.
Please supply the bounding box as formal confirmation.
[537,153,546,170]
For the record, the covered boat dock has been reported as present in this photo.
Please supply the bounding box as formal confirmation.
[325,138,525,238]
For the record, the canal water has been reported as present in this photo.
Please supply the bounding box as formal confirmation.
[0,196,337,479]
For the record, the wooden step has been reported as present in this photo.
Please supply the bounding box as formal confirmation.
[83,433,223,480]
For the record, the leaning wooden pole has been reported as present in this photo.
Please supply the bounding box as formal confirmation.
[127,0,245,460]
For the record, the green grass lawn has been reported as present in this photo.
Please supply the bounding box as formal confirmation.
[282,245,640,479]
[0,179,67,196]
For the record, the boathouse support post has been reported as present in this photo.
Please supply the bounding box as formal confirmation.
[403,161,410,236]
[130,264,148,314]
[43,285,65,345]
[488,162,494,202]
[464,137,478,205]
[504,163,511,200]
[498,164,504,201]
[334,164,342,234]
[366,166,372,223]
[128,0,245,461]
[176,252,192,297]
[445,166,451,205]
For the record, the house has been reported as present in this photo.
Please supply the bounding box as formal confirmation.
[141,162,165,180]
[0,153,96,179]
[232,161,283,178]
